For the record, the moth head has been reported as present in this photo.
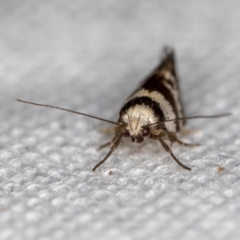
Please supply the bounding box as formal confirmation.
[121,116,151,143]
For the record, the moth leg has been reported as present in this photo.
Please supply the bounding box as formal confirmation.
[100,127,115,134]
[180,128,200,135]
[168,132,200,147]
[98,136,118,150]
[93,134,123,171]
[175,138,200,147]
[158,137,191,171]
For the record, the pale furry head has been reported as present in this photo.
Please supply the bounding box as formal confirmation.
[121,106,158,143]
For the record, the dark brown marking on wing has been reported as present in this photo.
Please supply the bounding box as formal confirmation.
[140,48,186,126]
[141,76,180,131]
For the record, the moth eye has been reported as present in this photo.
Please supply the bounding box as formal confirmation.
[142,127,150,137]
[124,130,130,136]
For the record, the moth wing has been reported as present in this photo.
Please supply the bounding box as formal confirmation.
[139,47,186,123]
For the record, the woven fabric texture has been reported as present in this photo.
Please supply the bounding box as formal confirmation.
[0,1,240,240]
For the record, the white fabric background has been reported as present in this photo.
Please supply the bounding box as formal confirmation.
[0,1,240,239]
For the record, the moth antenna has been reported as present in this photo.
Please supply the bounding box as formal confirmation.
[146,113,231,127]
[17,99,120,126]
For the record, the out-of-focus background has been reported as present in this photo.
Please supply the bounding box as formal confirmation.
[0,1,240,240]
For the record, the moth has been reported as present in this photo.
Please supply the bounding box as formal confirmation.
[17,47,229,171]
